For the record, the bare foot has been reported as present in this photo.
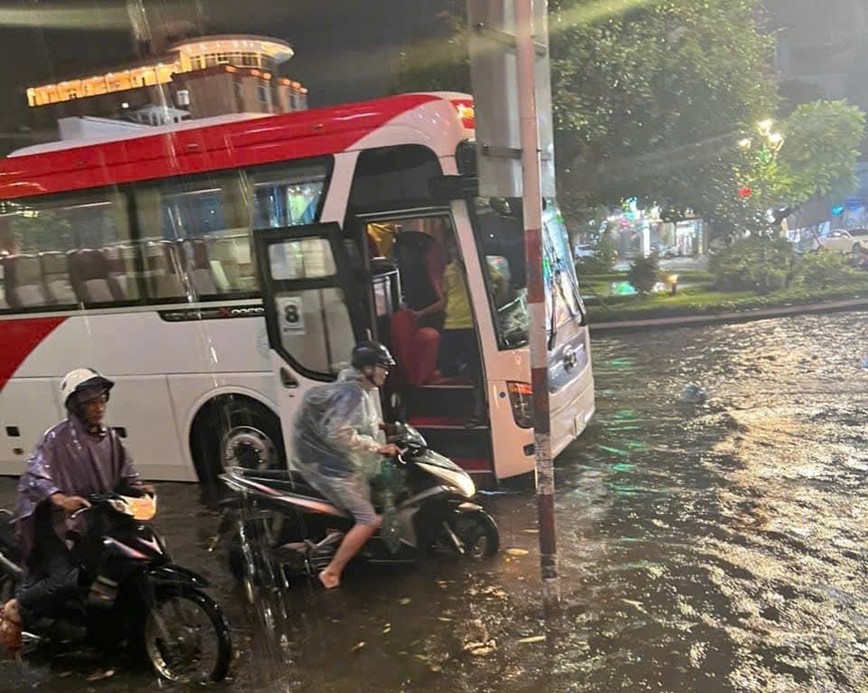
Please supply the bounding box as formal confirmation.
[0,599,22,653]
[318,570,340,589]
[2,600,19,624]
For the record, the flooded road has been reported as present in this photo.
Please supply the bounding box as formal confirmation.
[1,312,866,692]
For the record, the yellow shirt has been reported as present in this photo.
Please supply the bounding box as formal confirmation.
[443,261,473,329]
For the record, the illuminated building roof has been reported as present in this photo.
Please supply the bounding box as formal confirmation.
[25,34,300,109]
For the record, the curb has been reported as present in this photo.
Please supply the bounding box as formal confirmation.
[588,297,868,333]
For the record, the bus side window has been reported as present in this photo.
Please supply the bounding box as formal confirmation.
[131,161,330,303]
[136,174,255,300]
[0,190,130,311]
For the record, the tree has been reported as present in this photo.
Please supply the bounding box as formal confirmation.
[777,101,865,205]
[393,0,775,228]
[550,0,776,227]
[626,252,660,295]
[392,1,864,241]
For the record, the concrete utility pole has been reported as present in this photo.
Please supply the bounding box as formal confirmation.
[466,0,560,612]
[514,0,559,611]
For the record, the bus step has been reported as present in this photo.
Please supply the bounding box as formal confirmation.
[407,415,489,429]
[412,424,492,462]
[404,385,478,419]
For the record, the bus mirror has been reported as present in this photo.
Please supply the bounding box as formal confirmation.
[490,197,523,220]
[429,175,478,202]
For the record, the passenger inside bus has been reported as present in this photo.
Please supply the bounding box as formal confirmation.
[393,217,447,330]
[366,216,514,428]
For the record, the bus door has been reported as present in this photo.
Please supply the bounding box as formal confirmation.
[252,223,368,460]
[358,212,496,477]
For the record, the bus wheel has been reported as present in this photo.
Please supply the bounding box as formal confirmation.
[191,398,286,492]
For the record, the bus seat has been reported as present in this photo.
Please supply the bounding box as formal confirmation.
[209,237,243,291]
[39,251,77,304]
[209,235,256,292]
[178,239,218,296]
[103,244,140,300]
[144,241,185,299]
[4,254,49,308]
[69,249,122,304]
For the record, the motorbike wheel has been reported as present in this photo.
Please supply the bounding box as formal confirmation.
[432,510,500,559]
[142,586,232,683]
[226,515,293,587]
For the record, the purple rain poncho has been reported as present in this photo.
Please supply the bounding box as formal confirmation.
[14,415,141,561]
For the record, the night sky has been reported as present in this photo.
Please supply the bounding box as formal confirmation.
[0,0,450,149]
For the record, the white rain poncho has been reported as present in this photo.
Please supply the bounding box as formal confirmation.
[292,367,384,481]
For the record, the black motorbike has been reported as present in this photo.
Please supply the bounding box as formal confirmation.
[215,422,499,584]
[0,493,231,683]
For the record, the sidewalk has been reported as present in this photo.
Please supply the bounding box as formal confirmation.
[589,296,868,333]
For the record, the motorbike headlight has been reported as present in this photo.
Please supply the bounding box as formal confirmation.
[507,381,534,429]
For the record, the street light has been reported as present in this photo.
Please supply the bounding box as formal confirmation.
[767,132,785,153]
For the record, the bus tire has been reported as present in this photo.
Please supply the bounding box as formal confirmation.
[190,397,286,494]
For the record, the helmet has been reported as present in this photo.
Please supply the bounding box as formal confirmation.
[350,341,395,371]
[60,368,114,409]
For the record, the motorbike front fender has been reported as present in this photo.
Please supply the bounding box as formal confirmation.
[147,563,210,588]
[449,500,484,513]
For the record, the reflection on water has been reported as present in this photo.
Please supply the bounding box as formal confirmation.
[1,313,866,692]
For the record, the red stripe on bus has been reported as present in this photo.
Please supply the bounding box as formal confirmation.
[0,316,66,390]
[0,94,440,199]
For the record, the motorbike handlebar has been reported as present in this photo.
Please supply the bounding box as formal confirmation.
[70,491,156,520]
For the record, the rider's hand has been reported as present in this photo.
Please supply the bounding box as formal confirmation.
[377,443,401,457]
[50,493,91,514]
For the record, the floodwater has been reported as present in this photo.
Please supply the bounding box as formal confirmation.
[1,312,866,692]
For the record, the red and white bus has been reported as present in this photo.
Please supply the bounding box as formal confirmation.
[0,92,594,484]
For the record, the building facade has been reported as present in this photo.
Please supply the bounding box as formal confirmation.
[764,0,868,111]
[24,35,308,128]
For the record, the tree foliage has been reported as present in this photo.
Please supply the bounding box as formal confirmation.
[708,236,795,293]
[392,0,865,240]
[549,0,776,225]
[777,101,865,205]
[626,252,660,295]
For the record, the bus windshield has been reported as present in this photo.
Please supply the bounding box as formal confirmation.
[472,197,584,350]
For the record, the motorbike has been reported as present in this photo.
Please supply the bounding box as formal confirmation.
[215,422,499,584]
[0,493,232,683]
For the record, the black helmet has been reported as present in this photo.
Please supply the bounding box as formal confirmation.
[351,341,395,370]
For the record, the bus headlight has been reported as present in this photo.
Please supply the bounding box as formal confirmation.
[507,381,533,429]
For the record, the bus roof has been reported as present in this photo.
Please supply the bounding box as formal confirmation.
[0,92,472,201]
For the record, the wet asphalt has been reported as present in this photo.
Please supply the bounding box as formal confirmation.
[1,311,866,692]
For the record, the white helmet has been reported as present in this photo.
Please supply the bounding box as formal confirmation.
[60,368,114,409]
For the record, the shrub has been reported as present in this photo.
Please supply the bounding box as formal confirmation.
[793,249,856,289]
[709,236,796,293]
[627,252,660,295]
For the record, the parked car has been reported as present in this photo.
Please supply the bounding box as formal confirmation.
[650,242,678,258]
[816,229,868,254]
[574,244,596,259]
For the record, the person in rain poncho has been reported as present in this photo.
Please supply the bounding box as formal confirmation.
[0,368,151,653]
[293,341,400,589]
